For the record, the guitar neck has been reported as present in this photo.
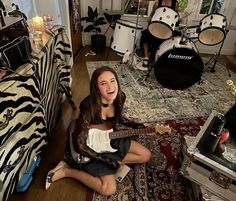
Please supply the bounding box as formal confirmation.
[109,127,155,139]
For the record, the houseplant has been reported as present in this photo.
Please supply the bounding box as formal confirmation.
[81,6,107,53]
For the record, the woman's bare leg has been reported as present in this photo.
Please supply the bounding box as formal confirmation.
[143,43,149,59]
[122,140,151,164]
[50,165,116,196]
[47,141,150,194]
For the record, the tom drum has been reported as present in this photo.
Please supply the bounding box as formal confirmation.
[111,19,143,54]
[148,6,179,39]
[155,36,204,90]
[198,13,227,46]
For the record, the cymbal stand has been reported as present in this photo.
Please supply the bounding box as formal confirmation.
[204,29,231,77]
[128,0,141,68]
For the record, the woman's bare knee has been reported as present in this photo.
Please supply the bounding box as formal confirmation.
[100,183,116,196]
[143,148,152,163]
[99,175,117,196]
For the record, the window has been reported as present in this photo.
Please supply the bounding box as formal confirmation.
[123,0,189,16]
[194,0,230,21]
[199,0,225,14]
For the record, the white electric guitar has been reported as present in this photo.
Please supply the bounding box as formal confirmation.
[86,124,171,153]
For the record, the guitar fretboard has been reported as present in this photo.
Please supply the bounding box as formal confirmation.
[109,127,155,139]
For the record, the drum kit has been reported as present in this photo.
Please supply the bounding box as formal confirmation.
[111,5,229,90]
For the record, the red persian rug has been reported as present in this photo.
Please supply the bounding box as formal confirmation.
[86,117,206,201]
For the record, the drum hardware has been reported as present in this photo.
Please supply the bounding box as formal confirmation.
[126,0,148,71]
[179,26,192,45]
[227,25,236,31]
[203,29,231,77]
[129,0,141,67]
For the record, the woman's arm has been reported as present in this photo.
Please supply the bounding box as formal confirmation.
[149,0,159,18]
[118,116,145,129]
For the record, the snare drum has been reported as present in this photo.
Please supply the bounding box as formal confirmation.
[198,14,227,46]
[148,6,179,39]
[155,36,204,89]
[111,20,143,54]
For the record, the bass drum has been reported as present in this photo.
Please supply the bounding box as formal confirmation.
[155,37,204,90]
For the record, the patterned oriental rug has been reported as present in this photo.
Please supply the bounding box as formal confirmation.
[85,60,236,201]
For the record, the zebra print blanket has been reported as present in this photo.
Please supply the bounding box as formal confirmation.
[0,26,73,201]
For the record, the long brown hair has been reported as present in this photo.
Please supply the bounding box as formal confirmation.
[89,66,125,122]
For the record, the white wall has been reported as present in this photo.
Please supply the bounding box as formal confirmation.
[81,0,236,56]
[80,0,123,46]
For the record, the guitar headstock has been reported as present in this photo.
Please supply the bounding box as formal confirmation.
[154,124,172,134]
[226,79,236,99]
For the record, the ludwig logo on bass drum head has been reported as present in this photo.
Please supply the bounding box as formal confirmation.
[168,53,193,60]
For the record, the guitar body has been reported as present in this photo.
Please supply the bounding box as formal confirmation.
[87,128,118,153]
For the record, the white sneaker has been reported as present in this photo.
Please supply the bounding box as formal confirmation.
[136,65,148,71]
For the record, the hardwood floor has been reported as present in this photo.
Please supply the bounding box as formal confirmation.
[8,46,121,201]
[7,46,235,201]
